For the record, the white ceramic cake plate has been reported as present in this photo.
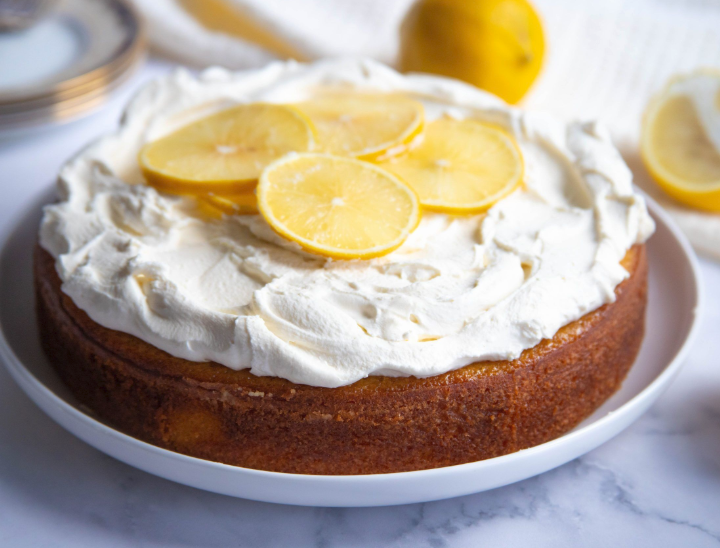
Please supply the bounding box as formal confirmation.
[0,186,702,507]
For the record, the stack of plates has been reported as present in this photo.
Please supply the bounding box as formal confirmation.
[0,0,145,132]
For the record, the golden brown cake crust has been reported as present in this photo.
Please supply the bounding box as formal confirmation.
[34,244,648,475]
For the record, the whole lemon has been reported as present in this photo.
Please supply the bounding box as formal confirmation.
[399,0,545,104]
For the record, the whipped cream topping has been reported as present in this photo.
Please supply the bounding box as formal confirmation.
[40,59,655,387]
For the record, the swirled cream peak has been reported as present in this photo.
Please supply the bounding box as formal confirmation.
[40,59,654,388]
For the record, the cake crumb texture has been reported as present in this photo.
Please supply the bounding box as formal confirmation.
[35,245,647,475]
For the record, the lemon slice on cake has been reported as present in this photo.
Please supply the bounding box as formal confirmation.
[380,118,523,213]
[198,190,259,219]
[641,70,720,212]
[205,192,258,214]
[295,92,424,160]
[258,153,420,259]
[140,103,315,196]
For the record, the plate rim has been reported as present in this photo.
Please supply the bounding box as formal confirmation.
[0,0,145,106]
[0,189,704,504]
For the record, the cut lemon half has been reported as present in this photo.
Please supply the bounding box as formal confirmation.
[198,190,259,219]
[380,118,523,213]
[257,153,420,259]
[295,92,424,160]
[140,103,315,196]
[641,70,720,212]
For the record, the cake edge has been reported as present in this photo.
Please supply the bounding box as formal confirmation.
[34,243,648,475]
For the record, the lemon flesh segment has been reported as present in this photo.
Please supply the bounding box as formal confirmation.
[258,154,421,259]
[381,118,523,213]
[139,103,314,196]
[295,93,424,160]
[642,92,720,212]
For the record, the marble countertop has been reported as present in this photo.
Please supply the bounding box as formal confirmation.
[0,60,719,548]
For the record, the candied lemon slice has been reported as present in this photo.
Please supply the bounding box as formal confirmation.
[295,92,424,160]
[641,71,720,212]
[257,153,420,259]
[381,118,523,213]
[198,191,259,219]
[140,103,314,195]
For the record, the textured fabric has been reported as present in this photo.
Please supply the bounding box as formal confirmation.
[528,0,720,145]
[131,0,414,67]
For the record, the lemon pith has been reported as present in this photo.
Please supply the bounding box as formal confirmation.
[139,103,315,195]
[257,153,421,259]
[641,72,720,212]
[380,118,523,213]
[295,92,424,160]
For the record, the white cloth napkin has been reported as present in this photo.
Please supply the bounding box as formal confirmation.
[131,0,720,258]
[529,0,720,260]
[131,0,415,67]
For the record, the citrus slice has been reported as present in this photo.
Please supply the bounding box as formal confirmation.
[380,118,523,213]
[295,92,424,160]
[641,71,720,212]
[139,103,315,195]
[257,153,420,259]
[198,190,259,219]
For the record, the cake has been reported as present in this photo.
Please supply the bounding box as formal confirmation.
[35,59,655,474]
